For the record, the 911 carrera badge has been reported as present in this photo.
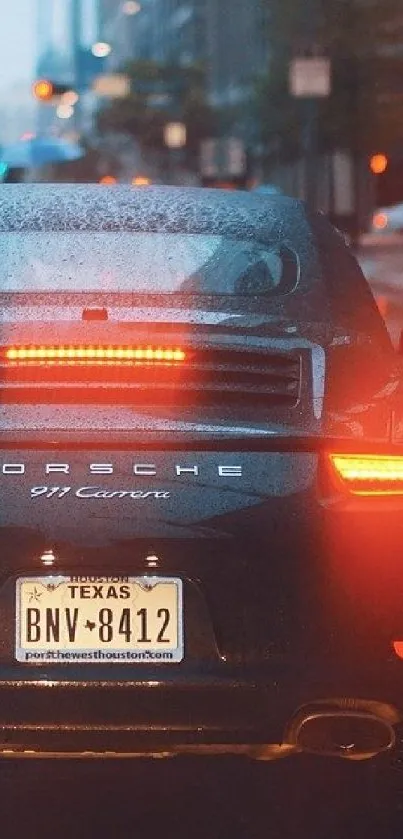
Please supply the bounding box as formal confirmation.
[30,486,171,500]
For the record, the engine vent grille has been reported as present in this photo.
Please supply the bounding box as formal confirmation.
[1,345,302,407]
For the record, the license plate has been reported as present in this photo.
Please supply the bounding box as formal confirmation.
[15,576,183,663]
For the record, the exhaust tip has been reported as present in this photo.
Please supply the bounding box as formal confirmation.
[289,711,395,760]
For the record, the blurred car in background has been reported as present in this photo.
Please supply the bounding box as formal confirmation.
[371,204,403,235]
[253,184,284,196]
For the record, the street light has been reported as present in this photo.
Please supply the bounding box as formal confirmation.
[32,79,54,102]
[56,104,74,120]
[32,80,78,102]
[164,122,187,149]
[91,42,112,58]
[163,122,187,184]
[122,1,141,13]
[369,153,388,175]
[289,54,331,210]
[61,90,79,106]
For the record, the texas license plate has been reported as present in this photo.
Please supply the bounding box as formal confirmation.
[16,576,183,663]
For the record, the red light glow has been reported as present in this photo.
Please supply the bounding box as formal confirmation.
[373,212,388,230]
[132,176,151,186]
[329,453,403,495]
[369,154,388,175]
[5,346,186,365]
[32,80,54,101]
[375,295,389,317]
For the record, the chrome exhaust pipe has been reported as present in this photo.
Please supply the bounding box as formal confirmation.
[286,709,395,760]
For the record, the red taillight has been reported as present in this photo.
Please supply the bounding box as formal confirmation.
[373,212,388,230]
[4,346,186,365]
[329,453,403,496]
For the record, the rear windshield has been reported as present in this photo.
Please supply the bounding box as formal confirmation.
[0,232,299,297]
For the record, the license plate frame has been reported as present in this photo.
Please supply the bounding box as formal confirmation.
[15,575,183,664]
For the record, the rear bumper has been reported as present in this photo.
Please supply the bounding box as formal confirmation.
[1,443,403,757]
[0,655,401,757]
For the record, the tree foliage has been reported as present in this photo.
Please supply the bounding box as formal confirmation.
[48,143,109,183]
[256,0,403,164]
[97,61,216,167]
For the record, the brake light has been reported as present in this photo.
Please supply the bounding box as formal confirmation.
[329,453,403,496]
[4,346,186,365]
[393,642,403,659]
[373,212,388,231]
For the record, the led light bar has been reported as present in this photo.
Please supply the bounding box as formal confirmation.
[329,453,403,496]
[4,346,186,365]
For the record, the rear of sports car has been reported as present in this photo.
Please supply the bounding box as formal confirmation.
[0,185,403,761]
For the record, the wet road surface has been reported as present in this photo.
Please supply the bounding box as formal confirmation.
[0,753,401,839]
[358,238,403,345]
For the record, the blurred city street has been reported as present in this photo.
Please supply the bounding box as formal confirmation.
[358,237,403,346]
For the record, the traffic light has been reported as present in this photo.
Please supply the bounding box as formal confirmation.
[32,79,53,101]
[371,153,403,207]
[32,80,77,102]
[369,153,389,175]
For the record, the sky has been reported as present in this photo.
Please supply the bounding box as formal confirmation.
[0,0,37,92]
[0,1,98,144]
[0,1,97,94]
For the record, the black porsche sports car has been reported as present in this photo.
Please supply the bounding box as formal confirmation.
[0,183,402,761]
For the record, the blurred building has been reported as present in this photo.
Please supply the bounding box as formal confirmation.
[99,0,146,65]
[99,0,205,67]
[205,0,269,108]
[0,83,36,145]
[161,0,206,65]
[71,0,101,137]
[58,0,270,181]
[34,0,99,138]
[97,0,268,147]
[35,0,74,135]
